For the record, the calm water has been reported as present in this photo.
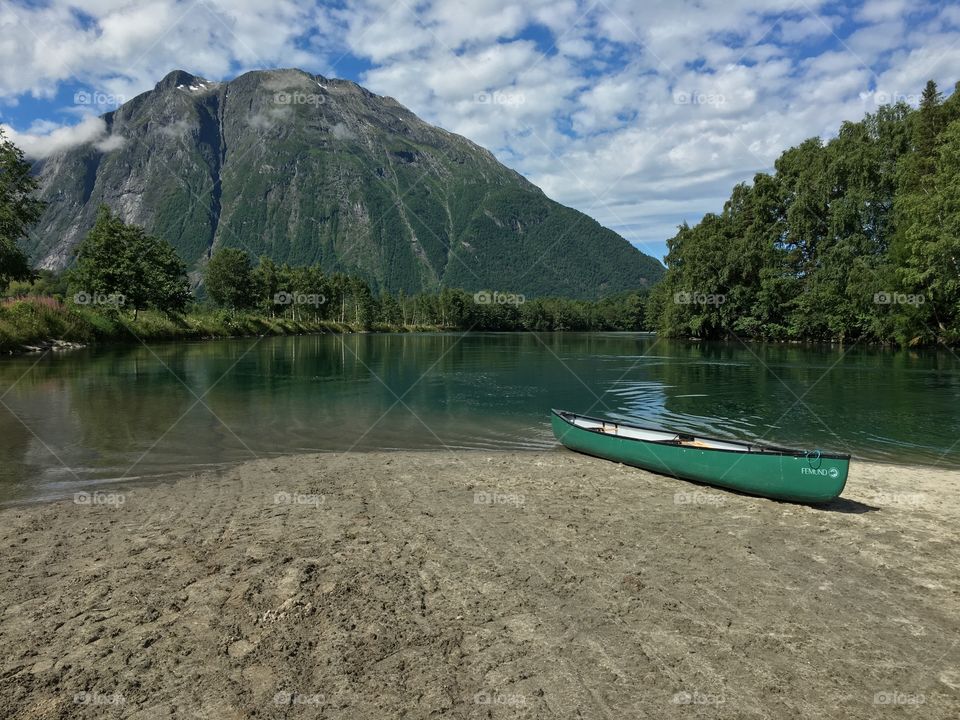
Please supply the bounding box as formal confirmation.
[1,332,958,503]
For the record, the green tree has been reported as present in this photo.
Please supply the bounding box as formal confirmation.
[0,130,45,289]
[348,276,375,328]
[71,205,189,316]
[378,289,402,325]
[438,287,468,328]
[253,256,280,314]
[898,120,960,338]
[397,289,408,325]
[204,247,256,310]
[652,79,957,345]
[328,273,349,323]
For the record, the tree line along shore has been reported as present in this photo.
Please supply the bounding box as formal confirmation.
[1,206,650,353]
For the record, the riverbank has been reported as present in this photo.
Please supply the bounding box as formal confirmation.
[1,451,957,718]
[0,297,434,354]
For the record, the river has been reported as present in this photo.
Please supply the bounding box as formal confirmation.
[1,332,958,503]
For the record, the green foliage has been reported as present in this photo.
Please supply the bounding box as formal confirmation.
[200,249,655,333]
[654,79,960,346]
[0,296,359,354]
[0,297,95,349]
[5,270,69,299]
[393,287,652,332]
[2,261,654,352]
[69,206,190,316]
[204,247,256,310]
[0,129,45,287]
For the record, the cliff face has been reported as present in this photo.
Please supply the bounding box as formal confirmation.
[29,68,663,297]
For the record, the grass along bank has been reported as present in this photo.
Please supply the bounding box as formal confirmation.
[0,296,431,354]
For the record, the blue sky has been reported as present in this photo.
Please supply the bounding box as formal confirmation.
[2,0,959,263]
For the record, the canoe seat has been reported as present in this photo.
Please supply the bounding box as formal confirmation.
[678,439,713,448]
[574,416,750,450]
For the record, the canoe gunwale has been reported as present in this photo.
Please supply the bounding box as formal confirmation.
[551,409,851,461]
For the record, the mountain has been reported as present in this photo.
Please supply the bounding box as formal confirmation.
[27,68,664,298]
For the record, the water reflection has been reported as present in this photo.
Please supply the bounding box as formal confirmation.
[1,333,958,502]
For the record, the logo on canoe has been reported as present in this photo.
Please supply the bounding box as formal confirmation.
[800,468,840,480]
[801,466,840,479]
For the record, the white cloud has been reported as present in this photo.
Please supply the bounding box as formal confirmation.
[94,133,127,152]
[778,15,840,43]
[857,0,910,23]
[1,115,108,159]
[846,19,907,62]
[0,0,319,101]
[1,0,958,259]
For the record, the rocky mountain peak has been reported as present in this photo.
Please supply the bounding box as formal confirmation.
[155,70,208,92]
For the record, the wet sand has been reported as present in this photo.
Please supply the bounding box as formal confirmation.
[0,451,958,718]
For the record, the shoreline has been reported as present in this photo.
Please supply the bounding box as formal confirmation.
[0,294,448,356]
[5,305,958,357]
[1,450,958,718]
[5,324,426,356]
[8,329,958,359]
[0,306,444,357]
[5,448,959,509]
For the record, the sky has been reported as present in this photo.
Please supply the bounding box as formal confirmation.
[1,0,959,263]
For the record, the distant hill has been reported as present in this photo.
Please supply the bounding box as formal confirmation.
[27,68,664,298]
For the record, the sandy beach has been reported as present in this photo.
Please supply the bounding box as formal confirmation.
[0,450,958,719]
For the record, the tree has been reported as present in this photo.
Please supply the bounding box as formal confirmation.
[898,120,960,337]
[253,256,280,314]
[130,224,191,314]
[204,247,256,310]
[652,78,957,345]
[916,80,945,160]
[71,205,189,316]
[397,289,408,325]
[378,289,402,325]
[328,273,349,323]
[348,276,375,328]
[0,130,45,288]
[438,287,468,328]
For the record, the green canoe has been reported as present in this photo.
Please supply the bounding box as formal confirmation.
[551,409,849,503]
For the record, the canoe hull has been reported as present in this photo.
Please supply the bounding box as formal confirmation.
[551,411,848,503]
